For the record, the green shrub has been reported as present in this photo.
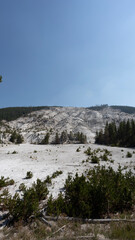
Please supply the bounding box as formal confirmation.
[8,190,39,222]
[91,155,99,164]
[51,171,63,179]
[26,171,33,179]
[76,147,80,152]
[47,193,65,216]
[32,179,48,201]
[19,183,26,192]
[101,153,109,161]
[12,150,18,154]
[126,152,132,158]
[44,175,52,184]
[84,147,91,156]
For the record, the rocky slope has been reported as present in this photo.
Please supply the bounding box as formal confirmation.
[1,106,135,144]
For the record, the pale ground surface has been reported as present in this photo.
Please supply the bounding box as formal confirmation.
[0,143,135,198]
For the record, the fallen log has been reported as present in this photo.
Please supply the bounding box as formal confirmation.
[44,215,135,224]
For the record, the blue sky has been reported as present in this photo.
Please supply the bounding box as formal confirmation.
[1,0,135,108]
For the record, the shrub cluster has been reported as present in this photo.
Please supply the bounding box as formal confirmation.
[47,166,135,219]
[84,147,112,164]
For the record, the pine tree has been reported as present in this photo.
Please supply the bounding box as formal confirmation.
[55,132,60,144]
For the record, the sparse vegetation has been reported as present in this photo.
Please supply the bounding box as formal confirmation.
[84,147,112,164]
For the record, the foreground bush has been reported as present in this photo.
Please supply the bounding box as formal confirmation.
[47,166,135,219]
[7,179,48,222]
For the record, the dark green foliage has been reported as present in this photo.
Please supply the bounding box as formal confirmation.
[47,194,65,216]
[16,134,24,144]
[10,130,24,144]
[7,179,48,222]
[44,175,52,184]
[0,106,50,122]
[100,153,109,161]
[84,147,91,155]
[54,132,60,144]
[0,75,2,82]
[51,171,63,178]
[10,130,17,143]
[0,176,14,189]
[40,132,50,144]
[8,191,39,222]
[126,152,132,158]
[19,183,26,192]
[75,132,87,144]
[60,130,68,144]
[32,179,49,201]
[88,104,108,111]
[91,155,99,164]
[76,147,80,152]
[111,105,135,114]
[84,147,112,164]
[26,171,33,179]
[95,119,135,148]
[12,150,18,154]
[47,166,135,219]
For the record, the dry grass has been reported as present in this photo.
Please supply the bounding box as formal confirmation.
[0,219,109,240]
[1,219,135,240]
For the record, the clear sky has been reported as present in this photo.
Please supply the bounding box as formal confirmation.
[1,0,135,108]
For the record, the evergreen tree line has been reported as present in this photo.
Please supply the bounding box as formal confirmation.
[40,131,87,145]
[88,105,135,114]
[95,119,135,147]
[0,106,50,122]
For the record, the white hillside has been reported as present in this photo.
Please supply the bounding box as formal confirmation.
[1,106,135,144]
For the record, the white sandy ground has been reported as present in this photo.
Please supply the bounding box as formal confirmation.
[0,143,135,198]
